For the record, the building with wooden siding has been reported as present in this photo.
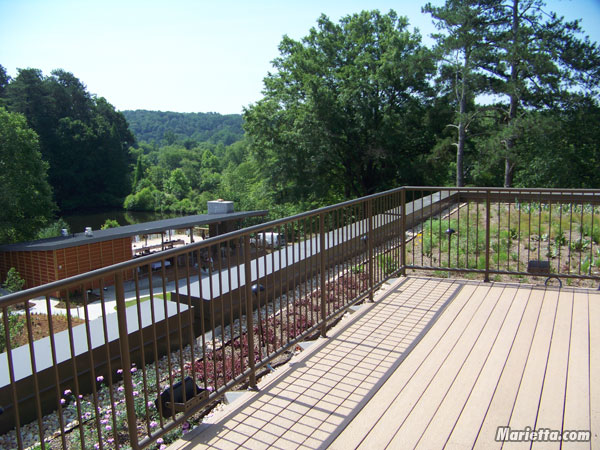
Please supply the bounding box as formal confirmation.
[0,208,267,292]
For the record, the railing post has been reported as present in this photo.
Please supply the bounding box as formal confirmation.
[368,199,374,302]
[243,235,257,389]
[401,189,406,277]
[319,213,327,338]
[485,190,491,282]
[114,271,140,450]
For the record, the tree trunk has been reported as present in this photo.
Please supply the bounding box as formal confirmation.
[504,0,520,188]
[457,121,466,187]
[456,50,470,187]
[457,97,466,187]
[504,155,514,187]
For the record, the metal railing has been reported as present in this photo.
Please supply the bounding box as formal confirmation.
[0,187,598,449]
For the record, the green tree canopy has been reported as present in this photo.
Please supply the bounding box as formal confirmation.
[244,10,437,204]
[1,68,135,211]
[0,107,56,243]
[482,0,600,186]
[424,0,501,186]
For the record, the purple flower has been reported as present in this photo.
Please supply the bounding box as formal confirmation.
[63,389,72,396]
[96,375,104,382]
[147,401,154,408]
[60,398,66,405]
[118,386,124,392]
[117,368,123,374]
[78,394,83,399]
[160,445,167,450]
[130,367,137,373]
[101,418,109,425]
[157,438,164,444]
[133,390,139,397]
[150,420,158,428]
[105,424,112,431]
[94,444,99,450]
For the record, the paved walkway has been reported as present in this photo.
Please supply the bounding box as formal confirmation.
[23,274,203,320]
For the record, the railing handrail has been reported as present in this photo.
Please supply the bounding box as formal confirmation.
[2,186,599,306]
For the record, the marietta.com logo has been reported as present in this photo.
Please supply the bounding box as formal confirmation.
[496,426,591,442]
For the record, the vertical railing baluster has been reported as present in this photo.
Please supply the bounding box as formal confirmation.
[401,189,406,276]
[367,200,374,301]
[46,295,67,450]
[485,190,491,282]
[2,307,22,450]
[115,271,140,450]
[243,235,257,389]
[319,213,327,337]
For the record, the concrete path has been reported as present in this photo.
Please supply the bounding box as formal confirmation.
[23,274,204,320]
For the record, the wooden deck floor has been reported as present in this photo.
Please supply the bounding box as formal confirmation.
[169,277,599,450]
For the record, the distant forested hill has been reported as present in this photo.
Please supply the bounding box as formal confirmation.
[122,110,244,145]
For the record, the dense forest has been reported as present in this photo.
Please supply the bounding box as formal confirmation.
[121,110,243,146]
[1,0,599,246]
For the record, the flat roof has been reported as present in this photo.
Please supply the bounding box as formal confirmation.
[0,210,268,252]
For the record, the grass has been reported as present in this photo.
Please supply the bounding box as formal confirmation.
[116,293,170,311]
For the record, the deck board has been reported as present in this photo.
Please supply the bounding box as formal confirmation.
[562,291,591,449]
[385,285,504,449]
[168,279,599,450]
[503,289,560,448]
[411,286,519,449]
[530,290,573,450]
[443,287,531,450]
[472,287,545,449]
[590,293,600,449]
[346,284,492,449]
[326,283,479,449]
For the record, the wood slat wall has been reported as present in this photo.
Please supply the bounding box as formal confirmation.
[0,238,133,291]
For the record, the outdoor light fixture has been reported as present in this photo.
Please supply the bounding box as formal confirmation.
[251,284,265,295]
[445,228,456,236]
[156,376,206,418]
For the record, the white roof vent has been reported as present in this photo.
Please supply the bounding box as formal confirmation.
[207,199,234,215]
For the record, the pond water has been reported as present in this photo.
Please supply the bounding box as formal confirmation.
[62,210,180,233]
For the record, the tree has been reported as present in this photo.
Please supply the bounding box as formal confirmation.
[510,97,600,188]
[165,168,191,200]
[2,68,134,211]
[2,267,25,293]
[0,108,56,243]
[483,0,600,186]
[424,0,502,186]
[244,10,436,203]
[36,218,70,239]
[101,219,120,229]
[132,154,144,191]
[0,65,10,106]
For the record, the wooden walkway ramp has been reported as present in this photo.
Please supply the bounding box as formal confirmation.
[168,277,599,450]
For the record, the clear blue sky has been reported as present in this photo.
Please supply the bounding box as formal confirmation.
[1,0,599,114]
